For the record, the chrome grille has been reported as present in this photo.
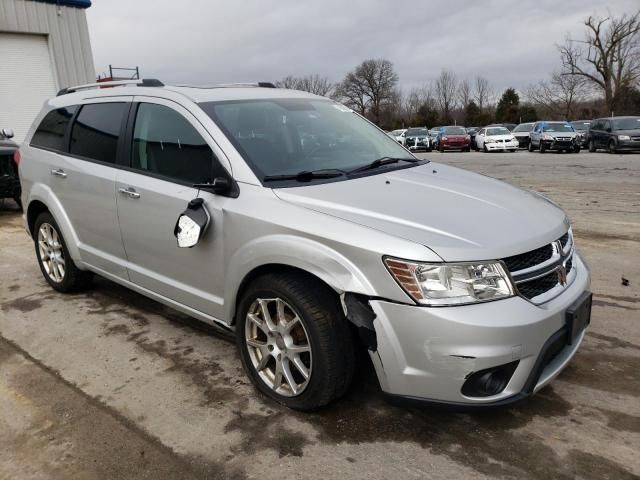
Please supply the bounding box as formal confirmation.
[502,230,575,304]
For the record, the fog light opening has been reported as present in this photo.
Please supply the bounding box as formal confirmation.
[461,361,519,397]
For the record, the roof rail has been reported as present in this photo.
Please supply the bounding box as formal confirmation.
[172,82,277,89]
[57,78,164,96]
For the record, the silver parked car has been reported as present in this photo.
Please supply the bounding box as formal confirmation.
[19,79,592,410]
[529,121,581,153]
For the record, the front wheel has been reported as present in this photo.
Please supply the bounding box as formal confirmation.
[573,145,581,153]
[608,140,617,154]
[34,212,93,292]
[528,141,535,152]
[236,273,354,411]
[539,142,546,153]
[483,144,489,153]
[588,140,596,152]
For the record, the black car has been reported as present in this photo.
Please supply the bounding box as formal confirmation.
[0,128,21,208]
[466,127,480,150]
[404,127,432,152]
[512,122,535,148]
[587,116,640,153]
[570,120,591,148]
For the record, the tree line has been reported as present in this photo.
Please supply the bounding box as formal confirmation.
[275,10,640,129]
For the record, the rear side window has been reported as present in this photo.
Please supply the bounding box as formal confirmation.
[70,103,127,164]
[131,103,224,184]
[30,106,77,151]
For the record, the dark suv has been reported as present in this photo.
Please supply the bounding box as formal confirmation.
[0,128,21,208]
[587,116,640,153]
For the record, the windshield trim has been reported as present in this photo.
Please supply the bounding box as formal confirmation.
[199,98,427,188]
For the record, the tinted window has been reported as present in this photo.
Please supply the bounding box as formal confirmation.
[70,103,126,163]
[132,103,222,184]
[513,123,534,132]
[612,117,640,130]
[542,123,574,132]
[31,106,77,151]
[442,126,467,135]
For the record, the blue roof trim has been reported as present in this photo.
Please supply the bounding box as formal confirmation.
[33,0,92,9]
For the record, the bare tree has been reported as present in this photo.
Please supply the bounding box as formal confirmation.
[559,11,640,112]
[276,74,334,96]
[527,72,590,119]
[336,59,399,124]
[473,76,492,110]
[434,70,458,121]
[403,85,431,121]
[458,79,472,109]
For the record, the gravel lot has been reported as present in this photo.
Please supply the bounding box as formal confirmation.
[1,150,638,480]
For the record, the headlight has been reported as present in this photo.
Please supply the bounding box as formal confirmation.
[542,134,554,141]
[384,258,514,306]
[485,138,496,143]
[619,135,630,140]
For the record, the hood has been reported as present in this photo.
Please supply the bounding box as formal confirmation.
[546,131,577,138]
[486,134,514,140]
[274,163,568,261]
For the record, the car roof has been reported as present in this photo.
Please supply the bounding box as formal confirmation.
[49,83,326,108]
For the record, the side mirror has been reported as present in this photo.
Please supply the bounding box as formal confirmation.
[193,177,231,195]
[174,198,211,248]
[1,128,14,139]
[606,127,612,132]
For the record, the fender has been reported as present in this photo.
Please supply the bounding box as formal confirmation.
[26,183,84,266]
[223,234,376,322]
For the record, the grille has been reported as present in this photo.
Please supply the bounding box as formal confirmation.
[566,257,573,273]
[559,232,569,248]
[517,271,559,300]
[503,244,553,272]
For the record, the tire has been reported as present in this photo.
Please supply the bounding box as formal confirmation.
[463,146,470,152]
[573,145,581,153]
[539,142,546,153]
[483,144,489,153]
[588,140,596,152]
[236,272,355,411]
[608,140,617,154]
[528,141,534,152]
[34,212,93,292]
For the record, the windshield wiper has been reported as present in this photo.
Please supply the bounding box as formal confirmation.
[262,169,347,183]
[348,156,420,175]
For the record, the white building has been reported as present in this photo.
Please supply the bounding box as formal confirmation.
[0,0,95,142]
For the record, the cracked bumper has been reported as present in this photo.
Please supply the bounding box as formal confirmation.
[369,253,590,406]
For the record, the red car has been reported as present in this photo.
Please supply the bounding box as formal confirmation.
[437,126,471,152]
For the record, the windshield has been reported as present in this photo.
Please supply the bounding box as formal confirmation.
[570,122,590,131]
[442,126,466,135]
[542,123,574,133]
[513,123,534,132]
[406,128,428,136]
[486,127,511,136]
[200,99,415,181]
[612,117,640,130]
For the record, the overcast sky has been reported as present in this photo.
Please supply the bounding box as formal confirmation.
[87,0,638,97]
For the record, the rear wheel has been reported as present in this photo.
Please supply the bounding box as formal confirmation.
[236,272,354,411]
[34,212,93,292]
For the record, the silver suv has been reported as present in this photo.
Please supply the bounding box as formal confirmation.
[529,121,581,153]
[19,79,591,410]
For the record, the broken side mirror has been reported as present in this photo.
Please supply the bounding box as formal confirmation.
[193,177,232,196]
[174,198,211,248]
[1,128,14,139]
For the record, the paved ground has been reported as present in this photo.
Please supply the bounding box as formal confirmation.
[0,150,638,480]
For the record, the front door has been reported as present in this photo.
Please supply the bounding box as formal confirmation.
[115,97,233,319]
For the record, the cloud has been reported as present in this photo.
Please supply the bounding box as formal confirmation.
[87,0,638,95]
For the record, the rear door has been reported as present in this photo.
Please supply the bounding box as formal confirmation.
[32,98,131,278]
[115,97,233,319]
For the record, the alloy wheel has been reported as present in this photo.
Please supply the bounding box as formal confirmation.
[37,223,65,282]
[244,298,312,397]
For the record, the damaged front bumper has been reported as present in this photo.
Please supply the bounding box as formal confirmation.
[356,253,591,408]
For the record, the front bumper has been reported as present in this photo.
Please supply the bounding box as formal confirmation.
[440,141,470,150]
[542,139,578,150]
[369,253,590,406]
[515,136,530,148]
[406,138,429,151]
[484,140,519,151]
[616,139,640,151]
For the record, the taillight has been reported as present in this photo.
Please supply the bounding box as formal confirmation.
[13,149,21,167]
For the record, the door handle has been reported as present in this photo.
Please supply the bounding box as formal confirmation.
[51,169,67,178]
[118,187,141,199]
